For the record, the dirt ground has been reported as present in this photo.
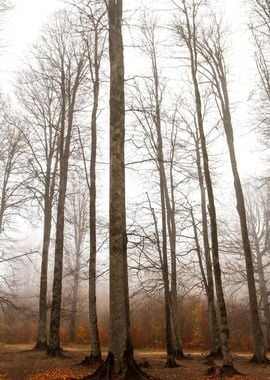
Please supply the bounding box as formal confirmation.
[0,344,270,379]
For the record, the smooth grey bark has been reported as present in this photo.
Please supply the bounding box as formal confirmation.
[152,45,178,367]
[86,6,105,362]
[36,151,59,349]
[85,1,153,378]
[175,0,234,369]
[251,218,270,350]
[192,129,220,356]
[198,27,268,362]
[47,32,85,355]
[69,189,88,342]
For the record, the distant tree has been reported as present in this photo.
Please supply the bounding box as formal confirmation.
[64,179,89,342]
[0,106,26,234]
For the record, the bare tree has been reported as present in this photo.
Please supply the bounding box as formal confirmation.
[16,51,62,350]
[73,0,107,364]
[65,180,89,342]
[198,18,268,362]
[45,10,87,356]
[174,0,235,371]
[84,1,155,378]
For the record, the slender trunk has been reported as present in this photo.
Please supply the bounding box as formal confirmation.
[218,69,267,362]
[35,186,52,349]
[253,226,270,350]
[167,165,184,358]
[69,244,81,342]
[47,60,83,356]
[195,82,232,367]
[177,2,233,366]
[88,76,102,362]
[159,180,177,367]
[194,132,220,356]
[150,37,178,366]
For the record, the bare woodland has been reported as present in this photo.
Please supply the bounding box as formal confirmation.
[1,0,270,379]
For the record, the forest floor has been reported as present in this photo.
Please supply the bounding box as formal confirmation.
[0,344,269,379]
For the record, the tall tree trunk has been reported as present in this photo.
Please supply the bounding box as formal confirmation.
[35,147,58,350]
[47,59,83,356]
[35,187,52,349]
[69,235,81,342]
[88,70,102,364]
[193,131,220,357]
[85,1,153,378]
[221,89,267,362]
[201,37,268,360]
[252,224,270,350]
[177,1,234,368]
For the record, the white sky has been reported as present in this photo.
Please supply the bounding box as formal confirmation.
[0,0,263,181]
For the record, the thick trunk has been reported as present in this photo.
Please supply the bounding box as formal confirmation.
[85,2,154,378]
[108,0,129,371]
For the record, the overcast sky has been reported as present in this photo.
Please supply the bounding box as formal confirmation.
[0,0,262,180]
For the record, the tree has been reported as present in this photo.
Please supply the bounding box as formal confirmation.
[0,109,26,234]
[46,10,87,356]
[83,1,155,378]
[198,18,268,362]
[174,0,235,371]
[74,0,107,364]
[16,51,62,350]
[65,180,89,342]
[245,183,270,350]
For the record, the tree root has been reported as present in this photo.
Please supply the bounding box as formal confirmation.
[164,357,180,368]
[175,349,189,360]
[80,354,104,366]
[250,355,270,364]
[205,365,241,378]
[30,341,48,351]
[205,347,223,360]
[73,352,160,380]
[46,347,65,357]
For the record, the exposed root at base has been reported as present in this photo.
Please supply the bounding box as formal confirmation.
[80,354,104,366]
[73,353,160,380]
[164,358,180,368]
[206,365,241,378]
[175,350,189,360]
[205,348,223,360]
[46,347,65,358]
[250,355,270,364]
[29,341,48,352]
